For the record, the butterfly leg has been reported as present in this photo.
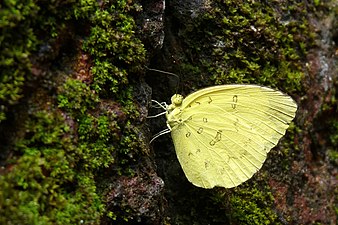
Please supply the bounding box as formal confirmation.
[147,100,168,118]
[151,99,168,110]
[149,128,171,143]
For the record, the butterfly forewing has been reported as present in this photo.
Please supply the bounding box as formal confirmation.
[167,84,297,188]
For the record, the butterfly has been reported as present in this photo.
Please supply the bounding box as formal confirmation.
[157,84,297,189]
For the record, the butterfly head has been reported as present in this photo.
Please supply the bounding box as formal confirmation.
[166,94,183,119]
[171,94,183,106]
[166,94,184,129]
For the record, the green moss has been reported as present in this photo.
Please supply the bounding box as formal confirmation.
[0,0,39,121]
[57,0,144,170]
[76,114,119,171]
[228,184,281,225]
[172,1,314,94]
[82,1,145,97]
[0,0,146,224]
[0,109,103,224]
[205,183,281,224]
[0,0,79,122]
[58,78,99,115]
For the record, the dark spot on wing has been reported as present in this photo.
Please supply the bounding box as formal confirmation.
[209,130,222,146]
[231,95,238,109]
[208,97,212,104]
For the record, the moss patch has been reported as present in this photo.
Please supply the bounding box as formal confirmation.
[0,107,103,224]
[168,1,315,94]
[0,0,146,224]
[228,184,281,225]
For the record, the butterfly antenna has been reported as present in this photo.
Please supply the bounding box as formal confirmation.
[145,66,180,93]
[145,67,179,143]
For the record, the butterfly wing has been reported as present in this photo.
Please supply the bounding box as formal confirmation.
[168,84,297,188]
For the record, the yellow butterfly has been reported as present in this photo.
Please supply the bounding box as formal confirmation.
[155,84,297,189]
